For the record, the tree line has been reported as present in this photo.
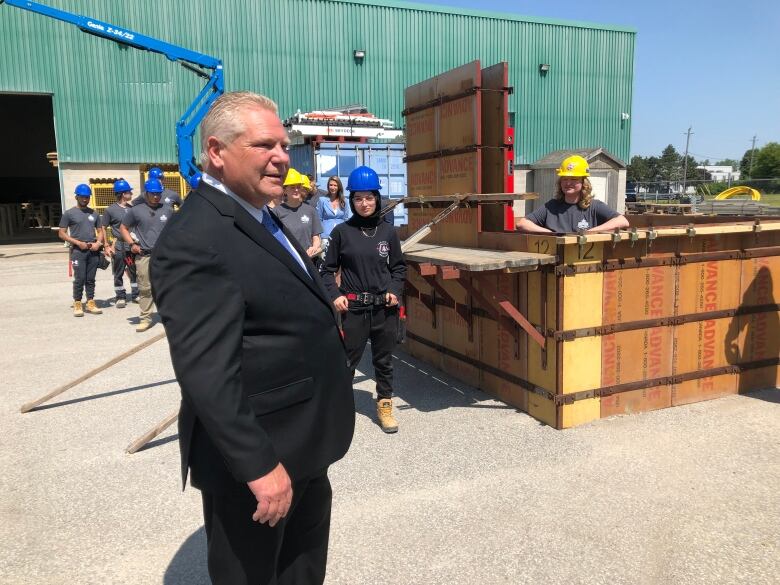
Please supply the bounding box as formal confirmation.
[627,142,780,183]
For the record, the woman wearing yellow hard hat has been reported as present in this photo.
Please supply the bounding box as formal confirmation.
[516,154,629,233]
[275,168,323,257]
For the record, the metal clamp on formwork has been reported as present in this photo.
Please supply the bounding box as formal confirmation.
[577,228,588,260]
[646,226,657,250]
[629,228,639,247]
[754,219,762,234]
[686,224,696,238]
[611,229,623,247]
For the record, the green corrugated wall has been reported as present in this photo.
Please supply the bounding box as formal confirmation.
[0,0,635,165]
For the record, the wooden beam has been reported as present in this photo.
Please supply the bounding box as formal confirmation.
[474,275,547,348]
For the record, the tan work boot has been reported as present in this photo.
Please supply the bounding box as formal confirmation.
[84,299,102,314]
[376,398,398,433]
[73,300,84,317]
[136,320,153,333]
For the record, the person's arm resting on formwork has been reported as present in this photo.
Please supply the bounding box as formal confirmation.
[516,205,554,233]
[586,200,630,232]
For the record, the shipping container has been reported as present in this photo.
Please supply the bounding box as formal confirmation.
[289,142,408,225]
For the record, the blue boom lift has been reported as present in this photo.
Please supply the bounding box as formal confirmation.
[1,0,224,187]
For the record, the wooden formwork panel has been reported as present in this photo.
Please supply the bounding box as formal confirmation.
[438,96,479,150]
[740,256,780,307]
[676,260,742,314]
[478,274,529,411]
[562,272,603,330]
[403,287,441,368]
[562,337,602,394]
[478,316,528,412]
[601,386,672,418]
[602,265,676,325]
[528,394,601,429]
[674,318,736,373]
[526,270,556,392]
[738,312,780,364]
[602,327,674,387]
[672,374,738,406]
[439,294,481,389]
[678,233,743,254]
[439,152,480,196]
[407,159,438,197]
[405,110,436,157]
[739,367,780,393]
[406,206,480,247]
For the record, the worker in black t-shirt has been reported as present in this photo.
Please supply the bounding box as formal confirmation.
[101,179,138,307]
[516,155,629,234]
[58,184,104,317]
[321,166,407,433]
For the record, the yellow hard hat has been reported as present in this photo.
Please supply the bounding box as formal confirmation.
[557,155,590,177]
[301,175,311,190]
[283,168,305,187]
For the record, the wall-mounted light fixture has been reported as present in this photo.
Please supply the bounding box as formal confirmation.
[539,63,550,74]
[353,49,366,60]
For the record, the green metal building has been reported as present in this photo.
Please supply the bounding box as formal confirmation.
[0,0,635,218]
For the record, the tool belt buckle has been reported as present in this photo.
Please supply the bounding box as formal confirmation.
[356,292,371,305]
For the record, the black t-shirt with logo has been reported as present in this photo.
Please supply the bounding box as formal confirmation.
[273,202,323,250]
[121,202,172,250]
[321,218,406,301]
[525,198,619,233]
[59,206,101,242]
[102,202,133,235]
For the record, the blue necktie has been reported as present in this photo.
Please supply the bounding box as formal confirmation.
[261,210,310,276]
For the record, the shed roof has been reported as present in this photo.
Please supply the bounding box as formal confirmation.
[531,148,627,170]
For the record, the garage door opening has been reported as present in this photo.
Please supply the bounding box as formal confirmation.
[0,93,60,244]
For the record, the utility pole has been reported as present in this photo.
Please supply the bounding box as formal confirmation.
[749,135,757,177]
[681,126,693,199]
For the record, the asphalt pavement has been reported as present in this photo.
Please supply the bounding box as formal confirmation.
[1,243,778,585]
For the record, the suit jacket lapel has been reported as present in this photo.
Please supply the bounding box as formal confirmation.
[196,183,333,308]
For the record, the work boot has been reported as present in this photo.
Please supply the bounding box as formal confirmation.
[376,398,399,433]
[73,300,84,317]
[116,298,126,309]
[84,299,103,315]
[136,320,153,333]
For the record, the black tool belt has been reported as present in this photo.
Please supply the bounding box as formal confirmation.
[345,291,387,307]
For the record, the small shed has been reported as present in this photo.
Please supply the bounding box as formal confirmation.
[525,148,627,215]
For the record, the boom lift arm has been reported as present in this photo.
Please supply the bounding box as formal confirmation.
[1,0,224,187]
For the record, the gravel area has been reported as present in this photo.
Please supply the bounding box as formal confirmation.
[1,242,778,585]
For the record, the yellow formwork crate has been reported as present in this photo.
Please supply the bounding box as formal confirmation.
[403,200,780,429]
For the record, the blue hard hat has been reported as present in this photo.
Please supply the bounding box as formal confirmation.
[144,179,164,194]
[74,183,92,197]
[347,166,381,192]
[113,179,132,194]
[148,167,164,180]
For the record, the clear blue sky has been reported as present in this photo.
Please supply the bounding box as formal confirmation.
[406,0,779,162]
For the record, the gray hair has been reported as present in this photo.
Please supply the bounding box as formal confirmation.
[200,91,279,164]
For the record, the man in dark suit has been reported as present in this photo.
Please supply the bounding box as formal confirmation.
[151,92,355,585]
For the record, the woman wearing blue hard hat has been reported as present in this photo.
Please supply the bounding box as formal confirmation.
[320,165,407,433]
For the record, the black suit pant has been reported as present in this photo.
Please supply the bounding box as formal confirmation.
[201,471,332,585]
